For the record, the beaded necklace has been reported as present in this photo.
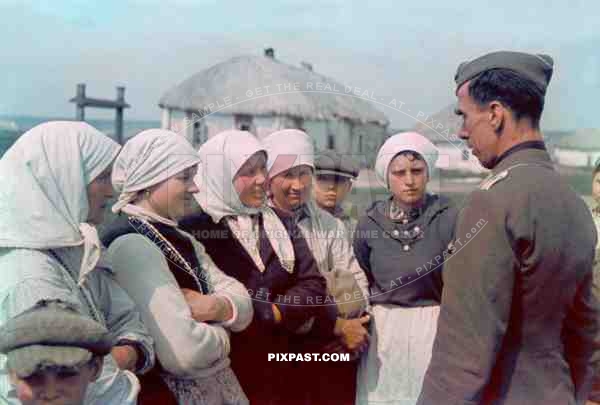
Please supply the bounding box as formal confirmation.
[128,216,204,293]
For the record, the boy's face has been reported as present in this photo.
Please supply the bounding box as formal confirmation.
[9,358,102,405]
[314,174,353,210]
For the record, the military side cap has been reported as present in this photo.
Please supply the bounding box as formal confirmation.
[455,51,554,92]
[315,149,360,179]
[0,300,113,378]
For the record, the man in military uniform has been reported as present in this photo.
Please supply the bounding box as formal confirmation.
[417,51,600,405]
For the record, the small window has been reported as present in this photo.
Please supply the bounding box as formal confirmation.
[327,133,335,149]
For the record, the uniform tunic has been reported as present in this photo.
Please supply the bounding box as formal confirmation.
[417,147,600,405]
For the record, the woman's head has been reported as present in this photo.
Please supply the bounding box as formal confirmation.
[375,132,438,207]
[0,121,120,248]
[233,151,267,208]
[263,129,315,212]
[137,165,199,220]
[270,164,313,211]
[86,164,115,225]
[387,151,428,206]
[194,130,267,222]
[111,129,201,221]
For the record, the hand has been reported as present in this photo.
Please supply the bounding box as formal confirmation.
[182,288,233,322]
[586,401,600,405]
[272,304,282,324]
[334,315,370,352]
[111,345,139,372]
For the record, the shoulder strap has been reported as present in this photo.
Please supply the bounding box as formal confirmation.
[480,162,554,190]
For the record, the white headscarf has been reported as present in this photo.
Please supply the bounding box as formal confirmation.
[0,121,120,281]
[111,129,201,220]
[263,129,315,179]
[194,130,295,273]
[375,132,439,189]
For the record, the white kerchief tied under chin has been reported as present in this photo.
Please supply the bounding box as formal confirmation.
[77,223,103,286]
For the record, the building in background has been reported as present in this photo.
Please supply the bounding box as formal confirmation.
[552,128,600,167]
[412,105,487,174]
[158,49,389,166]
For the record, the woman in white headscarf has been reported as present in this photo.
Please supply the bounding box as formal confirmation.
[101,129,253,405]
[263,128,371,405]
[353,132,458,405]
[179,129,332,405]
[0,121,154,405]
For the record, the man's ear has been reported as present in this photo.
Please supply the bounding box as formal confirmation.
[488,101,505,135]
[89,356,104,382]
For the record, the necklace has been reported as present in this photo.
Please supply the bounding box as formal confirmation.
[128,216,204,293]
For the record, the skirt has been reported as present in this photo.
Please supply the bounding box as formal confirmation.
[356,304,440,405]
[162,367,249,405]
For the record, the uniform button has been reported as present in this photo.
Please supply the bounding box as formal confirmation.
[404,230,410,236]
[414,226,420,233]
[403,245,410,251]
[392,230,399,237]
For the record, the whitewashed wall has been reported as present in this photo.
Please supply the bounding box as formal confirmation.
[554,148,599,167]
[435,144,486,174]
[162,108,387,166]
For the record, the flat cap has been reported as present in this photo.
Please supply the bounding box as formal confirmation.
[0,300,113,377]
[315,149,360,179]
[455,51,554,92]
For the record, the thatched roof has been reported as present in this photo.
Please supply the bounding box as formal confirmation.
[556,129,600,151]
[158,54,388,126]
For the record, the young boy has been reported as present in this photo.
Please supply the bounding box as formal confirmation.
[313,149,360,235]
[0,300,113,405]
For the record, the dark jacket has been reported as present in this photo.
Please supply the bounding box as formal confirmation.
[353,193,458,307]
[417,147,600,405]
[180,212,334,404]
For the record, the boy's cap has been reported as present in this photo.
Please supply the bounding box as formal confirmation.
[0,300,113,377]
[315,149,359,179]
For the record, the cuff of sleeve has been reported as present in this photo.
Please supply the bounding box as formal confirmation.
[115,337,154,374]
[215,294,238,328]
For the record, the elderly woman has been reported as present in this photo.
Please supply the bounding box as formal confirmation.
[0,121,154,404]
[101,129,253,405]
[179,129,332,404]
[353,132,458,405]
[263,129,371,405]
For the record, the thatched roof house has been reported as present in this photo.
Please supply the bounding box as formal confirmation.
[411,104,486,174]
[158,49,389,165]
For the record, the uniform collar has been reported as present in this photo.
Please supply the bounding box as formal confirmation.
[492,142,552,174]
[493,140,546,168]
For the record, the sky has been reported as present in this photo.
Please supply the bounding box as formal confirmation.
[1,0,599,129]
